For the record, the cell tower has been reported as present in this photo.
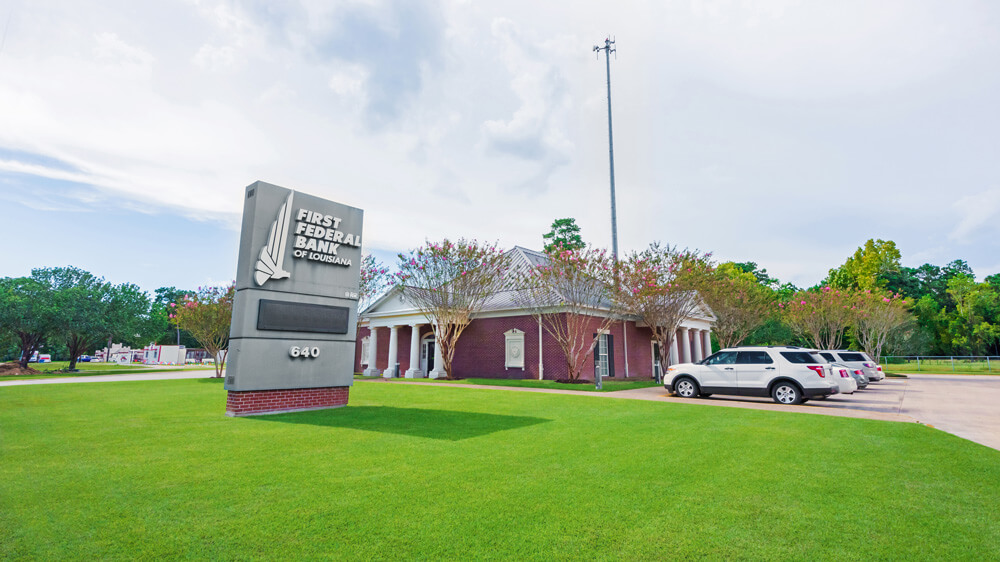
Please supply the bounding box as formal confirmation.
[594,37,618,259]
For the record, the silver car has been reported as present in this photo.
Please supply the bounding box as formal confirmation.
[823,350,884,382]
[818,352,868,389]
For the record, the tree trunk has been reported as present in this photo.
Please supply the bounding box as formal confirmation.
[67,334,86,371]
[215,349,227,378]
[17,332,38,369]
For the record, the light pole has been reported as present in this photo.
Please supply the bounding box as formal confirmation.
[593,37,618,259]
[594,37,619,390]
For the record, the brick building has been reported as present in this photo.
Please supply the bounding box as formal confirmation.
[355,247,715,381]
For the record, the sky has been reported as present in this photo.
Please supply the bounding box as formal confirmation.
[1,0,999,294]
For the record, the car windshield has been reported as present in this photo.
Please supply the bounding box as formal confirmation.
[780,351,823,364]
[837,352,866,362]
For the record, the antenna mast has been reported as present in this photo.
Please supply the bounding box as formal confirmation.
[594,37,618,259]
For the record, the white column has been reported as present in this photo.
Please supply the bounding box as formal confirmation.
[363,327,380,377]
[404,325,423,378]
[538,319,544,380]
[680,327,692,364]
[669,335,679,366]
[692,329,703,363]
[429,336,447,379]
[382,325,399,378]
[703,330,713,357]
[622,321,630,378]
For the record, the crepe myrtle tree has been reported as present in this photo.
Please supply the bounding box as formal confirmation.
[697,262,777,349]
[782,286,855,351]
[395,239,513,379]
[169,283,235,377]
[614,243,712,383]
[514,244,619,384]
[852,290,912,363]
[359,254,393,313]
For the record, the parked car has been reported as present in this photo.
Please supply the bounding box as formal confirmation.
[828,364,859,394]
[77,355,92,363]
[823,350,884,382]
[818,352,868,389]
[665,346,839,405]
[37,354,52,363]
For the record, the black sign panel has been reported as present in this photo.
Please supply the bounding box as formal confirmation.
[256,299,349,334]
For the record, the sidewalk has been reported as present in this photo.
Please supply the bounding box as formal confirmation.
[0,371,219,386]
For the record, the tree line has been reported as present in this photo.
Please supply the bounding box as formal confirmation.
[0,267,233,374]
[361,221,999,384]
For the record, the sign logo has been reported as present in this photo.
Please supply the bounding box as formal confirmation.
[254,192,293,286]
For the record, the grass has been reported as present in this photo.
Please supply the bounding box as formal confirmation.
[2,379,999,559]
[0,361,214,381]
[371,376,661,392]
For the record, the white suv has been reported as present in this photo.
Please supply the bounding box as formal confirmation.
[822,350,884,382]
[665,346,839,404]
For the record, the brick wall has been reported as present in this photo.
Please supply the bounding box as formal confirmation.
[226,386,349,416]
[450,315,541,379]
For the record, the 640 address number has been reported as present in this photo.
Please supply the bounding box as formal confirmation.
[289,345,321,358]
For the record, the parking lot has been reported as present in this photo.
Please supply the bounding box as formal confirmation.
[617,374,1000,451]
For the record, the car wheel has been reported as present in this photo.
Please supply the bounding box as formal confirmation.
[674,377,698,398]
[771,382,802,405]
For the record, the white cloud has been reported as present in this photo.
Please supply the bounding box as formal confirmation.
[0,0,999,288]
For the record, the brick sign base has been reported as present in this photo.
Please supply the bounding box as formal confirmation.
[226,386,349,417]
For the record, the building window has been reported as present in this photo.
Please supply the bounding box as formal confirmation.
[594,332,614,378]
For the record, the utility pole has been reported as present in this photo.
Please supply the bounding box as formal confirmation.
[594,37,618,259]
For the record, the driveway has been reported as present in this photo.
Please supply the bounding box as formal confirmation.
[614,375,1000,451]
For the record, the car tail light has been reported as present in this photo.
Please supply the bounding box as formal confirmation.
[839,369,850,378]
[877,365,883,371]
[854,370,863,376]
[806,365,825,377]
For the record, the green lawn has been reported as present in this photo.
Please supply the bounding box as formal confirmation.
[0,361,214,381]
[2,379,998,560]
[369,376,661,392]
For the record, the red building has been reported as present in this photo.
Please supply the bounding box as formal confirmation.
[355,247,715,381]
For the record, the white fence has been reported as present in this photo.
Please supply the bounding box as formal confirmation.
[881,356,998,373]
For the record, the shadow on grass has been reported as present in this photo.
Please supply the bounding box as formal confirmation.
[197,377,225,384]
[252,406,551,441]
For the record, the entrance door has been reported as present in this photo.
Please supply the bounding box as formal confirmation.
[421,336,435,373]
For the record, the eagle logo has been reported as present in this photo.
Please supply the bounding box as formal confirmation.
[254,192,293,286]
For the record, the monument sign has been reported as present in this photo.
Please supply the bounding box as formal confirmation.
[225,181,363,416]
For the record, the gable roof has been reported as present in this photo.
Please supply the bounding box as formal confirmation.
[361,246,716,323]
